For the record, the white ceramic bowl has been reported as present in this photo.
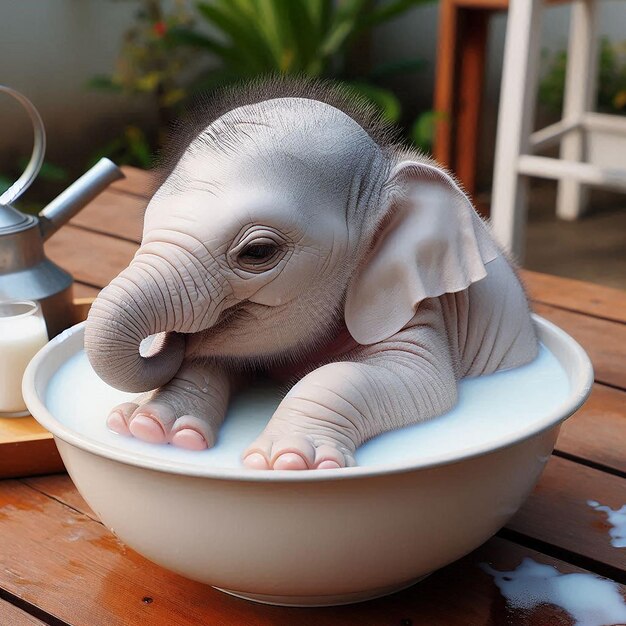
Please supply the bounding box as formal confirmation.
[23,315,593,607]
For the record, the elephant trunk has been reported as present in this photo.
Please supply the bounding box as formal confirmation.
[85,250,221,393]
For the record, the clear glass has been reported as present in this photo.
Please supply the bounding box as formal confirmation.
[0,300,49,417]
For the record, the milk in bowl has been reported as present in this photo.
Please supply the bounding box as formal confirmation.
[45,341,570,470]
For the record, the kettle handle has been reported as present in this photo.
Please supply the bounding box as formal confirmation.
[0,85,46,205]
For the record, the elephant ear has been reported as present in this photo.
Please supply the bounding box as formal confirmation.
[345,161,500,345]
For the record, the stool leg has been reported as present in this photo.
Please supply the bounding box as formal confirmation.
[556,0,599,221]
[433,0,459,170]
[491,0,543,261]
[456,8,490,204]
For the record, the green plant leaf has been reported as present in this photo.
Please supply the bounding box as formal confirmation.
[0,175,12,196]
[346,82,401,122]
[321,0,369,57]
[87,75,123,92]
[16,158,68,182]
[125,126,153,169]
[274,0,324,74]
[254,0,297,72]
[410,109,444,153]
[188,67,242,95]
[196,1,276,72]
[37,162,69,182]
[165,26,234,59]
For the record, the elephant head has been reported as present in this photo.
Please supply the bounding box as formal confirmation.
[85,79,498,393]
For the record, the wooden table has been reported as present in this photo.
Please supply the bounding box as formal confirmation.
[0,167,625,625]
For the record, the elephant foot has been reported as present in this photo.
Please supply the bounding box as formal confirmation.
[107,401,217,450]
[106,364,230,451]
[242,424,357,471]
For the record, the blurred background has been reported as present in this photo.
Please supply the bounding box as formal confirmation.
[1,0,624,287]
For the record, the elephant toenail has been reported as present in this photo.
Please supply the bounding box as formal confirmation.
[171,429,207,451]
[107,411,130,436]
[129,414,166,443]
[317,460,342,470]
[243,453,270,470]
[273,453,308,470]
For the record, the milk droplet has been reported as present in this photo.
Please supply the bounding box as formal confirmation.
[481,558,626,626]
[588,500,626,548]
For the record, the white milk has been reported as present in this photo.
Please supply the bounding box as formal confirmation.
[588,501,626,549]
[482,558,626,626]
[0,303,48,415]
[46,343,569,468]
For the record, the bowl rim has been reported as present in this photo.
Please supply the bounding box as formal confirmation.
[23,314,593,482]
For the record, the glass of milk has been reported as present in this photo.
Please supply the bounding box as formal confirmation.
[0,300,49,417]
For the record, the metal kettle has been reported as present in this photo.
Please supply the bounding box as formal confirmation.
[0,86,124,337]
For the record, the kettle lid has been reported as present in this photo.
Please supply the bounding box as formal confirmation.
[0,203,37,234]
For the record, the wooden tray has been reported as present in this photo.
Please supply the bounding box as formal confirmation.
[0,297,94,478]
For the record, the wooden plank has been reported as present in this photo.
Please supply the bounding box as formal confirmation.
[556,383,626,475]
[111,166,156,199]
[0,428,63,479]
[45,226,138,290]
[533,302,626,390]
[1,475,624,625]
[0,598,47,625]
[70,189,145,243]
[23,473,97,521]
[73,283,100,299]
[523,269,626,324]
[507,455,626,575]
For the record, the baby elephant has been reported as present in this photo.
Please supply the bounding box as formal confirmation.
[85,78,538,470]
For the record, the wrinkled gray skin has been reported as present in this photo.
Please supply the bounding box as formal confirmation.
[85,95,538,470]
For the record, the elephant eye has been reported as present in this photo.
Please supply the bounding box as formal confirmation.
[237,240,281,270]
[241,243,276,260]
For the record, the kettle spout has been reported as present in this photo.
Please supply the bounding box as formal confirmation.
[39,158,124,241]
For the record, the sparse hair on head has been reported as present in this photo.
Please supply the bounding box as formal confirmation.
[155,75,402,184]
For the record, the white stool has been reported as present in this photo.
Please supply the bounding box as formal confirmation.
[490,0,626,260]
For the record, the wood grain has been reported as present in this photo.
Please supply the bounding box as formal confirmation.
[507,455,626,574]
[1,475,623,626]
[0,434,63,480]
[556,383,626,474]
[23,474,97,521]
[110,166,155,199]
[523,269,626,323]
[73,283,100,299]
[433,0,459,169]
[0,598,47,625]
[454,7,488,200]
[70,189,145,243]
[45,226,138,290]
[533,302,626,390]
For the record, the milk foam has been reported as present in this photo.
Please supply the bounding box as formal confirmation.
[588,501,626,549]
[482,558,626,626]
[45,343,569,469]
